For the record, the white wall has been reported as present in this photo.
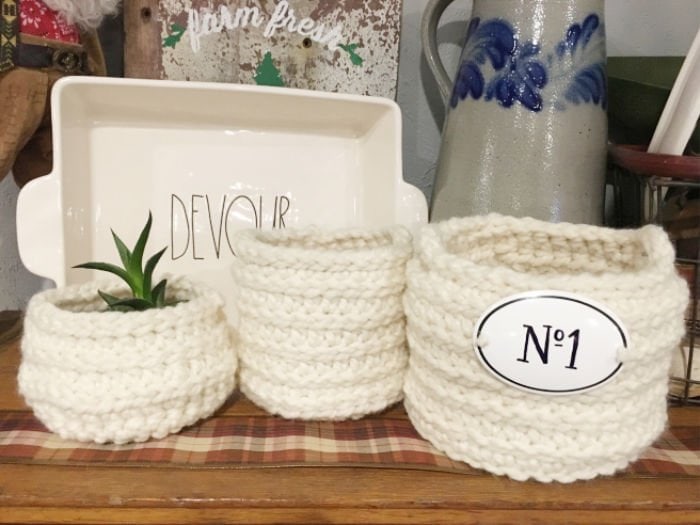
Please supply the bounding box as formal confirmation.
[0,176,44,309]
[606,0,700,56]
[1,0,698,309]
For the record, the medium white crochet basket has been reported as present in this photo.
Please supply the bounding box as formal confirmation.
[232,226,413,420]
[19,277,237,444]
[403,214,689,483]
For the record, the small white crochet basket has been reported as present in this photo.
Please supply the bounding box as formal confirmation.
[19,277,237,444]
[231,226,413,420]
[404,214,689,483]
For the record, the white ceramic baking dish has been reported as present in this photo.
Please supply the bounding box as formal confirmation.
[17,77,427,317]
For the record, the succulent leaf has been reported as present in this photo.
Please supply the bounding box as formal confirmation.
[152,279,168,307]
[98,290,125,307]
[143,247,167,301]
[131,212,153,276]
[111,230,132,270]
[74,212,174,312]
[74,262,132,288]
[105,297,156,311]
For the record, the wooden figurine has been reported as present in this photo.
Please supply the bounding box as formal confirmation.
[0,0,119,187]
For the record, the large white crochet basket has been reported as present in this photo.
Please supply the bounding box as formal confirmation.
[19,277,237,444]
[403,214,689,483]
[232,226,413,420]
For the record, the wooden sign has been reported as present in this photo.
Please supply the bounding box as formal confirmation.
[124,0,402,99]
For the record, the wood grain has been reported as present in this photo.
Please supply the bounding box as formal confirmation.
[123,0,162,79]
[2,508,700,525]
[0,464,698,524]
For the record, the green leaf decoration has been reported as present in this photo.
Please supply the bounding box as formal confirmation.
[74,212,177,312]
[339,43,364,66]
[255,51,285,87]
[163,23,186,49]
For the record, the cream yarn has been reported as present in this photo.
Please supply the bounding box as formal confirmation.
[403,214,689,483]
[232,226,413,420]
[19,277,237,444]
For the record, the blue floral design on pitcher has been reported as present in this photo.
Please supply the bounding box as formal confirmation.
[484,42,548,111]
[549,14,607,109]
[449,18,517,108]
[450,13,606,112]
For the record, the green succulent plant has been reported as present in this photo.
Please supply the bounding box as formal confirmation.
[74,212,176,312]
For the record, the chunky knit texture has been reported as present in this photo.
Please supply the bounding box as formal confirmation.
[19,277,237,444]
[403,214,689,483]
[232,226,413,420]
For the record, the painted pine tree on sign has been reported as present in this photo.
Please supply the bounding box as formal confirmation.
[124,0,403,99]
[255,51,285,87]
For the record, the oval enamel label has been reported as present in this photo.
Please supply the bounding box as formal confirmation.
[473,291,628,395]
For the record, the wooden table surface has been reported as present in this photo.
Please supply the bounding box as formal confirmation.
[0,322,698,524]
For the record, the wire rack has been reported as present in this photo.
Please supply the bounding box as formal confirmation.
[609,144,699,405]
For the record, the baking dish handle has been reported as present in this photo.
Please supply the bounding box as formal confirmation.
[396,181,428,230]
[16,173,64,286]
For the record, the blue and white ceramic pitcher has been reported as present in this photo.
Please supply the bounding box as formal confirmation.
[423,0,608,224]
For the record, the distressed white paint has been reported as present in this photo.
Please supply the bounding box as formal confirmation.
[186,1,345,54]
[160,0,401,98]
[187,4,265,53]
[262,0,344,49]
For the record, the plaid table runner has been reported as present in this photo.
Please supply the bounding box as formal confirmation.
[1,403,698,477]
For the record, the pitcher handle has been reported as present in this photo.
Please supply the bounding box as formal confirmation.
[421,0,459,106]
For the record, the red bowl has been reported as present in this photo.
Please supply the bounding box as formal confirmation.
[608,144,700,181]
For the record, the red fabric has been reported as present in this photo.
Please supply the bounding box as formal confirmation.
[19,0,80,44]
[0,408,698,477]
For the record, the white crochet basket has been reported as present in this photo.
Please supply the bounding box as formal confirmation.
[231,226,413,420]
[19,277,237,444]
[404,214,689,483]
